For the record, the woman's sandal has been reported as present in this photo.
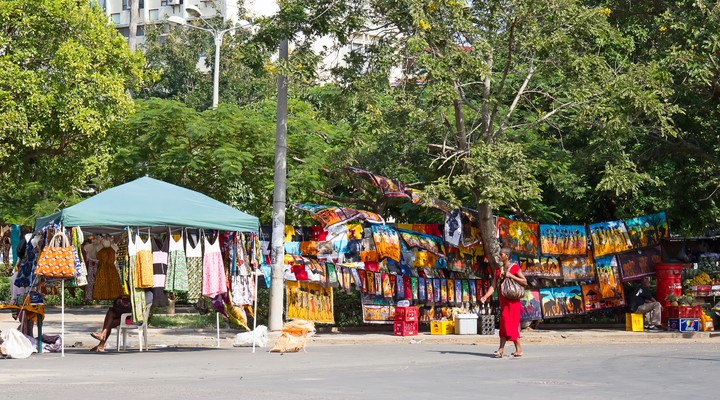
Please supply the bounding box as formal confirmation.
[493,350,504,358]
[511,352,523,358]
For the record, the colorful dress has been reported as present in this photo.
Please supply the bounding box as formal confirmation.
[185,235,203,302]
[166,232,189,293]
[497,263,522,341]
[135,234,154,288]
[92,246,123,300]
[202,233,227,297]
[127,230,146,323]
[151,236,169,307]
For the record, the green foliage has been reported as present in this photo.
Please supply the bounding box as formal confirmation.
[148,313,217,329]
[0,0,150,225]
[0,277,10,302]
[332,289,364,327]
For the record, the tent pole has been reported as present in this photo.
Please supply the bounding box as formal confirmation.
[216,312,220,348]
[61,279,65,357]
[252,268,259,353]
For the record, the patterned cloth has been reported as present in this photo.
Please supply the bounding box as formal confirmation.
[185,235,203,302]
[166,234,188,292]
[202,234,227,297]
[135,234,154,288]
[92,246,123,300]
[127,231,146,323]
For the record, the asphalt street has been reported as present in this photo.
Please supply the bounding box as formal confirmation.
[1,342,718,400]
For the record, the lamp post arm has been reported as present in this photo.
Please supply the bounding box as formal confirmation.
[212,30,223,108]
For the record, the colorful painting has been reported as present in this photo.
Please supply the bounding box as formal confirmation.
[539,224,588,256]
[371,224,401,263]
[588,220,633,257]
[398,229,445,257]
[594,255,623,300]
[539,286,584,319]
[617,246,662,281]
[516,255,561,279]
[286,280,334,324]
[581,283,625,311]
[623,212,669,249]
[520,289,543,322]
[559,255,595,282]
[496,217,540,256]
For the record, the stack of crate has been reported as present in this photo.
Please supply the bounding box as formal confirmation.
[393,306,419,336]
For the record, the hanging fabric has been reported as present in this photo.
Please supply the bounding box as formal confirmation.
[151,233,170,307]
[185,231,203,303]
[92,237,123,300]
[134,232,154,288]
[166,228,189,293]
[202,230,227,297]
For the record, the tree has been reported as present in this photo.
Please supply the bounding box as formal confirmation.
[272,0,679,266]
[0,0,150,224]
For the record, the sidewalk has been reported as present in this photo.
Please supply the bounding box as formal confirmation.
[2,306,717,352]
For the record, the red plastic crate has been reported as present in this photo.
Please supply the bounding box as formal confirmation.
[667,306,679,319]
[691,305,702,318]
[393,320,418,336]
[394,306,419,322]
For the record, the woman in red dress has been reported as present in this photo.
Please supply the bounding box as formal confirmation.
[480,247,528,358]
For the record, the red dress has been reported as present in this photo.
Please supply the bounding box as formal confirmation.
[496,263,521,341]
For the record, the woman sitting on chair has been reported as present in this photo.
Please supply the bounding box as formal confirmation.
[90,292,153,352]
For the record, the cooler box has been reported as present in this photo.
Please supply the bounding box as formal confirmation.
[454,314,478,335]
[625,313,644,332]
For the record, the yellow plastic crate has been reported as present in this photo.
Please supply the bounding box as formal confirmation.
[430,320,455,335]
[625,313,644,332]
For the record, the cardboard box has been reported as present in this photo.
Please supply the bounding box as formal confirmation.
[454,313,478,335]
[668,318,700,332]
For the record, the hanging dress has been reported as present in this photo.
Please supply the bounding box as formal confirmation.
[83,241,99,301]
[127,230,146,323]
[151,235,170,307]
[135,233,154,288]
[185,234,203,303]
[166,231,189,293]
[202,232,227,298]
[92,245,123,300]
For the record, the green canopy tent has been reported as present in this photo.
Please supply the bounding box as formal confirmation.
[35,176,259,233]
[33,177,260,355]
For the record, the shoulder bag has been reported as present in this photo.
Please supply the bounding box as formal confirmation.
[500,266,525,300]
[35,231,76,279]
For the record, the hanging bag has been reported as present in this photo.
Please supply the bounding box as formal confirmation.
[35,231,76,279]
[500,266,525,300]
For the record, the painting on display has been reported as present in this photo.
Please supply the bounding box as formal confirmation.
[623,212,670,249]
[520,289,543,322]
[516,255,562,279]
[539,286,584,319]
[581,283,625,311]
[286,280,334,324]
[496,217,540,256]
[559,255,595,282]
[617,246,662,281]
[539,224,588,256]
[588,220,633,257]
[594,255,623,300]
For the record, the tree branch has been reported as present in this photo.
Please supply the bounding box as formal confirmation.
[495,60,535,138]
[488,18,517,135]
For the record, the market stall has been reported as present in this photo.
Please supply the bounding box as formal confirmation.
[22,177,261,355]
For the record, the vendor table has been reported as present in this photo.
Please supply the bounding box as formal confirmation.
[0,303,44,353]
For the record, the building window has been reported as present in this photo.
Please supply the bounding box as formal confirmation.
[110,13,121,24]
[149,9,159,20]
[122,0,145,10]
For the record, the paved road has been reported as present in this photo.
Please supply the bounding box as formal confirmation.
[2,342,719,399]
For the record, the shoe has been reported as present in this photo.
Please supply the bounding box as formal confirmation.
[646,325,661,331]
[492,350,504,358]
[511,352,523,358]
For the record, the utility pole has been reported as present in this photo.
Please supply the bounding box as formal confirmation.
[268,38,289,332]
[128,0,138,52]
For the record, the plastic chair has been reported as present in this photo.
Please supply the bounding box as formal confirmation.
[116,303,151,352]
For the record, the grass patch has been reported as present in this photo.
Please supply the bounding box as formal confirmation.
[148,313,218,329]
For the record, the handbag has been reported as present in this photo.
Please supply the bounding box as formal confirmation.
[500,269,525,300]
[35,231,76,279]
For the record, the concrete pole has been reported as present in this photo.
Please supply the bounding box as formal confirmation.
[212,31,223,108]
[268,38,289,331]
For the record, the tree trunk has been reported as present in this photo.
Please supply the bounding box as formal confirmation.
[128,0,138,52]
[478,202,500,271]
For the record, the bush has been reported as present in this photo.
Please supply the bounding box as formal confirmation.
[0,276,10,302]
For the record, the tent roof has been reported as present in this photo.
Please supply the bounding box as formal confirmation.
[35,177,259,233]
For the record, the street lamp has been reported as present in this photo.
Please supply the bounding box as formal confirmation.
[168,7,250,108]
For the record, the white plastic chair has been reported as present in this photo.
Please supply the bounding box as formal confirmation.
[116,303,151,352]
